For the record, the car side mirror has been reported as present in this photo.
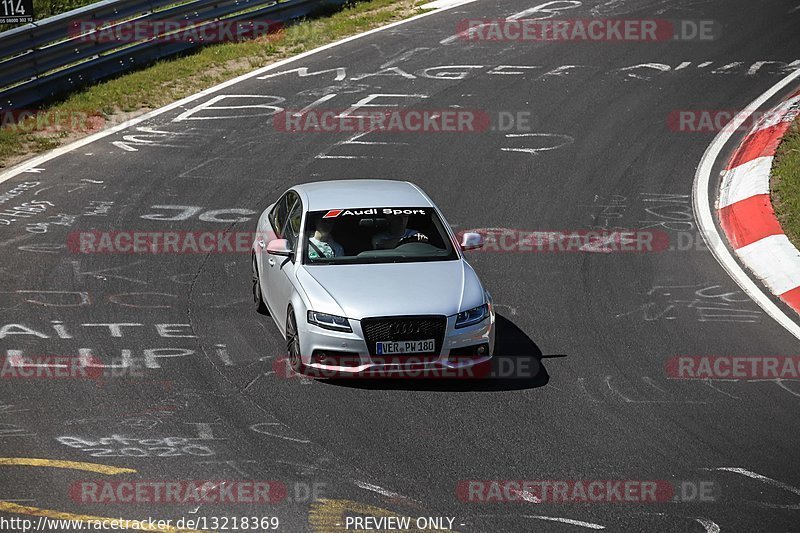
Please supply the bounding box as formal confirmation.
[460,232,484,250]
[267,238,293,257]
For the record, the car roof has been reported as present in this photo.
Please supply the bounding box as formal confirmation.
[293,180,434,211]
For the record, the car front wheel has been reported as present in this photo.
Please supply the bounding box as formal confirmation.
[286,308,304,374]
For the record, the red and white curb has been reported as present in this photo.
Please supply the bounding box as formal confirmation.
[717,90,800,312]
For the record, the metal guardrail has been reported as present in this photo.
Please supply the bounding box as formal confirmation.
[0,0,346,110]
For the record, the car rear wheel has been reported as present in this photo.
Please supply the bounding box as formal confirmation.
[252,254,268,314]
[286,308,304,374]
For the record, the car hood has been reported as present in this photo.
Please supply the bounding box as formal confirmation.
[297,260,485,320]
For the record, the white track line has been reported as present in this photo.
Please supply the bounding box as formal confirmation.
[712,467,800,497]
[420,0,478,9]
[353,480,403,498]
[692,68,800,341]
[0,0,484,185]
[694,518,721,533]
[523,515,605,529]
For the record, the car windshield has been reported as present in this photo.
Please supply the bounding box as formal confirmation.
[303,207,458,265]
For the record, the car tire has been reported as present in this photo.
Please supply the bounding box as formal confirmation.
[286,307,305,375]
[252,254,268,315]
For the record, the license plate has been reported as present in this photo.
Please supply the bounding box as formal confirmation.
[376,339,435,355]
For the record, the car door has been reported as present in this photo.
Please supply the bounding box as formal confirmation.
[259,191,291,316]
[265,191,301,331]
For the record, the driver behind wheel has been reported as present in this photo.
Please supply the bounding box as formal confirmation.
[308,218,344,259]
[372,214,428,250]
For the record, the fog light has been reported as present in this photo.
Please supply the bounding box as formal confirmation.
[477,345,487,356]
[311,350,361,367]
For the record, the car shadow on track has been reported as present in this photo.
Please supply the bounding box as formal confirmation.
[322,315,562,392]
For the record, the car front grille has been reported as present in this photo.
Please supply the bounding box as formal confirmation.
[361,315,447,356]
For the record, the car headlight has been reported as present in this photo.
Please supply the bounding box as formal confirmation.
[455,304,489,329]
[307,311,352,332]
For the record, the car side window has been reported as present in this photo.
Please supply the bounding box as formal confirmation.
[282,198,302,250]
[270,191,294,237]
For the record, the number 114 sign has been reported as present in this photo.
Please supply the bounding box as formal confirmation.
[1,0,34,24]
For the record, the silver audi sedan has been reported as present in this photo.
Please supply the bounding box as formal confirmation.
[251,180,495,376]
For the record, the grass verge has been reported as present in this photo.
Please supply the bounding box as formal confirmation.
[772,117,800,247]
[0,0,424,168]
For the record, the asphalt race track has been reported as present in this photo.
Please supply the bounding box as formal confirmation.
[1,0,800,531]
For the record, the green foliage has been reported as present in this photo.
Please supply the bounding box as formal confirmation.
[34,0,101,20]
[772,120,800,247]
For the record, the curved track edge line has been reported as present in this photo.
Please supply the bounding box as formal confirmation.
[693,68,800,341]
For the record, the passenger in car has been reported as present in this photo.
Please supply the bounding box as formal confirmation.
[308,218,345,259]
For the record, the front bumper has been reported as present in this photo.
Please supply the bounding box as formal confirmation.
[296,310,495,376]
